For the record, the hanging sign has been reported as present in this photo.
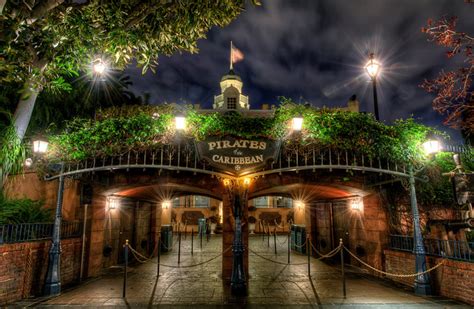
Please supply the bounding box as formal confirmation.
[196,136,280,175]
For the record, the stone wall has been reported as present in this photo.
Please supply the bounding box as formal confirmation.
[384,249,473,305]
[310,194,388,270]
[0,238,82,305]
[4,172,81,221]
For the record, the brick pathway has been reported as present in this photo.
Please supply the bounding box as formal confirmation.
[19,235,470,308]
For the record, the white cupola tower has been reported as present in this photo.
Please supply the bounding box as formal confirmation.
[213,69,249,110]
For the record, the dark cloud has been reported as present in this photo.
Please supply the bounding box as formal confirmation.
[126,0,474,141]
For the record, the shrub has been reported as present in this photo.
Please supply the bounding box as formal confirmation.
[0,194,52,224]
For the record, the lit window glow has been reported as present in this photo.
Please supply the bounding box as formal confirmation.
[291,117,303,131]
[33,140,48,153]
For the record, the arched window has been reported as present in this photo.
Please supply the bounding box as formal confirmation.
[227,97,237,109]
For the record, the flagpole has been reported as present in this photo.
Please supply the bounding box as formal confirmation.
[230,41,233,71]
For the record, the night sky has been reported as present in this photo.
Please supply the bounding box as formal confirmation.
[126,0,474,140]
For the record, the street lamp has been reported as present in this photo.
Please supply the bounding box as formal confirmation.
[422,133,441,155]
[33,139,49,153]
[291,115,303,131]
[223,178,251,296]
[35,142,65,296]
[365,53,381,121]
[408,136,442,295]
[175,115,186,131]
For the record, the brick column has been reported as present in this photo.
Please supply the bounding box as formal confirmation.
[150,202,162,257]
[86,194,106,277]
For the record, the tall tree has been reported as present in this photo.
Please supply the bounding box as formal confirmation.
[0,0,255,188]
[421,16,474,141]
[1,1,249,140]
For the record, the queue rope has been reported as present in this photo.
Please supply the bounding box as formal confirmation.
[277,234,289,244]
[343,246,445,278]
[310,240,341,259]
[311,242,342,260]
[293,236,308,248]
[274,219,285,230]
[128,244,231,268]
[249,248,307,266]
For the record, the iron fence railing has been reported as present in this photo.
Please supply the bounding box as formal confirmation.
[389,234,473,262]
[0,221,82,244]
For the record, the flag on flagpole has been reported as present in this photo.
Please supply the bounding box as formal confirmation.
[230,41,244,70]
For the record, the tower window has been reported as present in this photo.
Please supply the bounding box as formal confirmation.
[227,97,237,109]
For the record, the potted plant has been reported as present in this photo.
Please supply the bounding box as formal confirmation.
[209,215,219,234]
[248,216,257,234]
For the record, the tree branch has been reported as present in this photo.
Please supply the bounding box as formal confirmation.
[28,0,65,24]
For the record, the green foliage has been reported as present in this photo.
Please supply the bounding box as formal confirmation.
[48,105,174,161]
[0,111,27,181]
[0,194,52,224]
[417,150,474,206]
[1,1,246,91]
[46,101,447,166]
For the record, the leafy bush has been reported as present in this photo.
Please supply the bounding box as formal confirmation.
[0,194,52,224]
[0,110,27,181]
[46,101,445,164]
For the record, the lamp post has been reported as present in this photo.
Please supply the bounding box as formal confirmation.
[408,135,441,295]
[226,177,250,296]
[365,53,381,121]
[33,140,65,296]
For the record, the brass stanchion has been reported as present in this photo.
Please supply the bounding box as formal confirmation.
[307,234,311,277]
[287,230,291,264]
[178,230,182,264]
[191,228,194,256]
[273,227,277,255]
[340,238,346,299]
[123,239,129,298]
[157,237,161,278]
[267,224,270,247]
[200,225,203,250]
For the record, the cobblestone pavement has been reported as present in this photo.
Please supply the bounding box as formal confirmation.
[18,235,470,308]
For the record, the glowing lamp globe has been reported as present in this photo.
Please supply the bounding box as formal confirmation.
[107,196,119,210]
[291,116,303,131]
[351,197,364,211]
[92,59,106,75]
[33,140,48,153]
[175,116,186,130]
[24,158,33,167]
[423,140,441,155]
[365,53,381,79]
[295,201,304,209]
[162,201,171,209]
